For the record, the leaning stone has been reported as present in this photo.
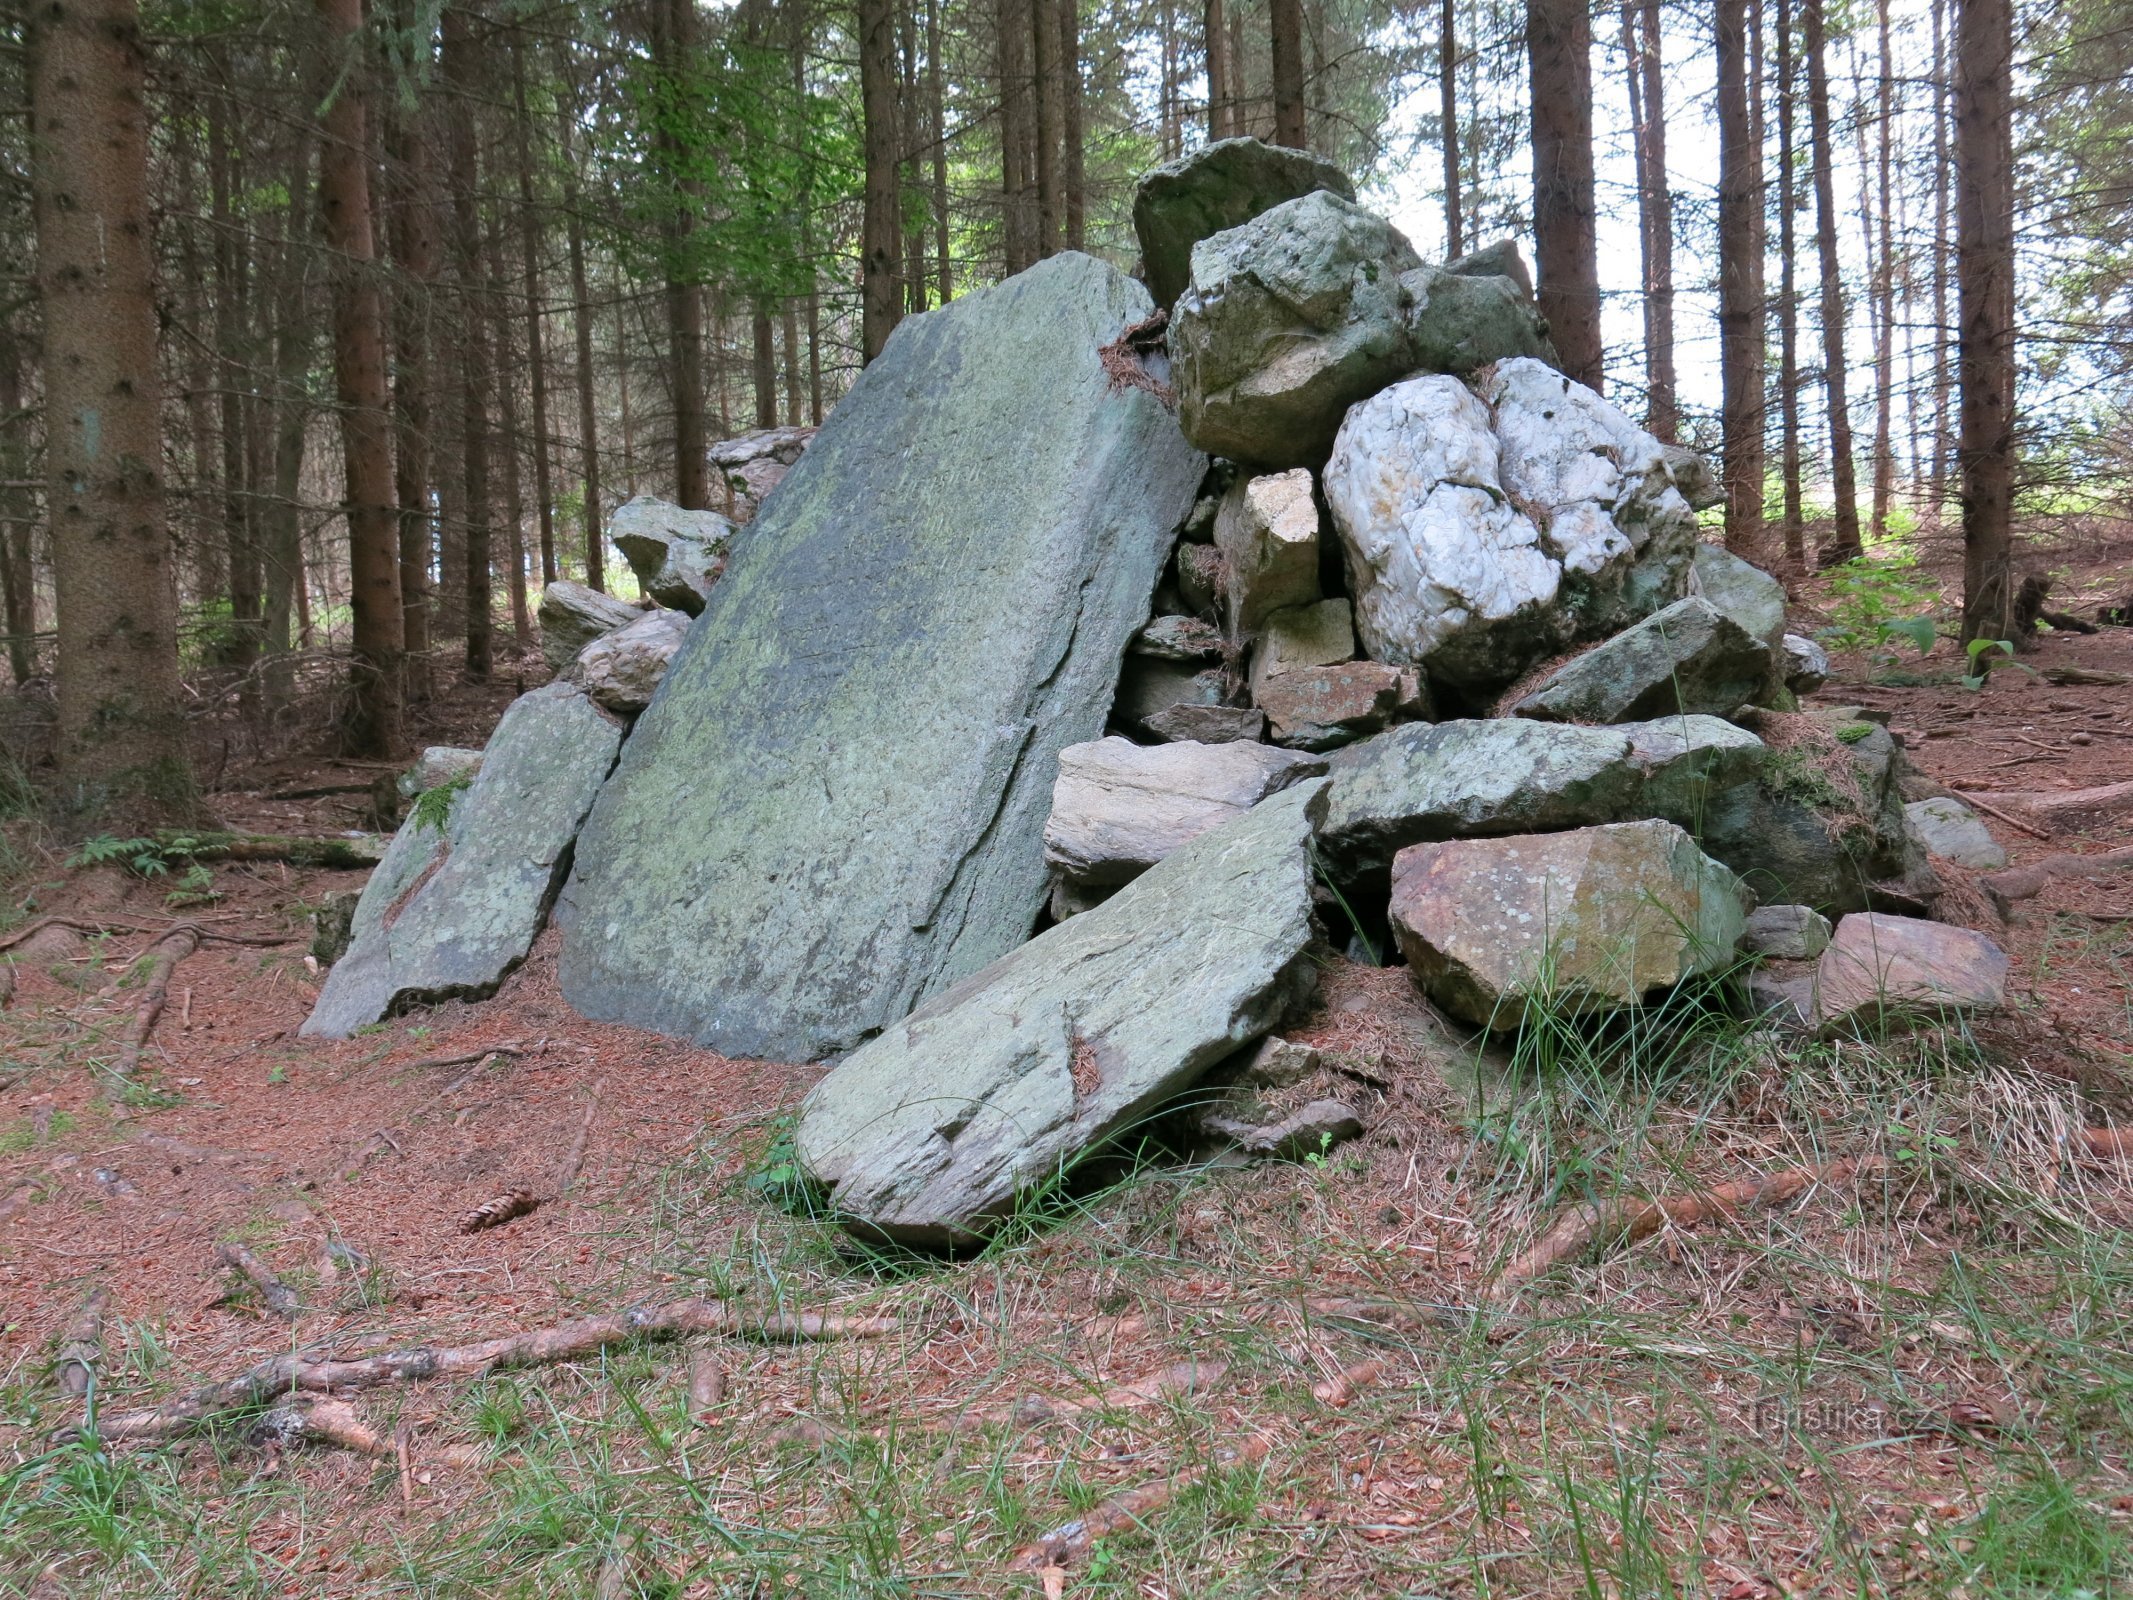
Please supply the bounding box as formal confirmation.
[1249,598,1355,699]
[396,746,483,799]
[310,890,360,966]
[1445,237,1534,297]
[793,781,1326,1247]
[1214,469,1322,633]
[1115,658,1229,737]
[1903,797,2008,870]
[1145,704,1268,744]
[1691,543,1788,652]
[1741,903,1833,960]
[1389,820,1748,1029]
[538,581,640,673]
[1782,633,1831,694]
[1132,136,1355,310]
[1509,596,1773,725]
[1171,191,1422,467]
[302,683,624,1039]
[1397,265,1554,375]
[569,607,691,714]
[1236,1034,1322,1087]
[1661,442,1723,510]
[1811,913,2008,1027]
[1044,736,1324,888]
[609,495,735,615]
[1257,662,1407,751]
[709,424,817,523]
[1200,1098,1363,1160]
[1131,614,1224,661]
[1320,714,1766,882]
[558,254,1205,1061]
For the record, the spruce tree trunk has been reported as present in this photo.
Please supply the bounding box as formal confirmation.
[557,88,604,589]
[1527,0,1603,389]
[1929,0,1953,512]
[31,0,196,821]
[487,211,532,648]
[207,88,263,676]
[1060,0,1084,248]
[753,307,779,428]
[782,303,803,427]
[512,35,557,585]
[1440,0,1460,256]
[1955,0,2015,642]
[996,0,1034,272]
[1870,0,1897,538]
[1032,0,1061,256]
[928,0,956,293]
[443,4,493,673]
[1775,0,1806,562]
[261,131,316,710]
[1621,0,1675,438]
[0,327,36,686]
[1206,0,1229,140]
[384,2,437,689]
[655,0,709,507]
[1716,0,1766,559]
[1269,0,1305,147]
[317,0,406,755]
[861,0,903,358]
[1805,0,1862,565]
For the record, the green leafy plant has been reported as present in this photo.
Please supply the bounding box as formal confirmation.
[1960,636,2040,692]
[1819,557,1944,659]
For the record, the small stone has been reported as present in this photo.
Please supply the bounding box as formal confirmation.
[1811,913,2008,1026]
[1740,903,1834,960]
[1257,662,1407,751]
[708,424,817,523]
[1744,964,1815,1028]
[1200,1098,1363,1161]
[1397,264,1553,375]
[1131,614,1224,662]
[1114,658,1230,737]
[1145,704,1269,744]
[1445,237,1534,296]
[569,607,691,713]
[1249,598,1356,700]
[537,581,640,672]
[1781,633,1831,694]
[1238,1035,1322,1087]
[1214,470,1322,634]
[396,746,483,799]
[1903,797,2008,870]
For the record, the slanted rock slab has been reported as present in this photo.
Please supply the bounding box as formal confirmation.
[1145,703,1268,744]
[1044,736,1324,888]
[1509,595,1773,725]
[558,253,1206,1061]
[1691,543,1788,652]
[570,607,691,713]
[1904,797,2008,869]
[609,496,736,615]
[1389,820,1748,1029]
[1812,913,2008,1027]
[302,683,624,1038]
[794,781,1326,1247]
[538,581,640,673]
[1132,136,1355,310]
[1256,661,1409,751]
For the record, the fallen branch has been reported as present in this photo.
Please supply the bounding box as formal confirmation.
[110,925,201,1090]
[1010,1430,1274,1569]
[2039,608,2100,636]
[687,1353,725,1420]
[1951,790,2054,842]
[81,1299,899,1443]
[0,915,292,956]
[1980,846,2133,916]
[216,1241,303,1320]
[1994,781,2133,835]
[2044,665,2131,687]
[153,830,389,869]
[54,1287,110,1400]
[253,1397,392,1456]
[1487,1155,1888,1299]
[553,1079,605,1197]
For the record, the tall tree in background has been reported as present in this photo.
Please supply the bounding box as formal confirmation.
[1716,0,1765,557]
[860,0,902,357]
[30,0,195,820]
[1060,0,1084,246]
[1774,0,1806,561]
[1805,0,1862,565]
[316,0,404,756]
[384,3,438,682]
[556,79,606,588]
[1440,0,1460,256]
[1621,0,1674,438]
[1527,0,1602,388]
[1270,0,1305,146]
[1955,0,2015,641]
[652,0,709,505]
[1870,0,1898,539]
[512,35,558,586]
[1206,0,1231,140]
[442,4,494,674]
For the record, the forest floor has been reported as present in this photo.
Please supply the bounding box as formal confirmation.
[2,529,2132,1599]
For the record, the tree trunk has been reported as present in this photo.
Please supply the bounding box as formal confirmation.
[557,86,604,589]
[1206,0,1229,140]
[1716,0,1765,559]
[0,327,36,686]
[1805,0,1862,565]
[929,0,955,294]
[31,0,195,821]
[261,131,317,709]
[512,34,557,586]
[317,0,405,756]
[384,1,437,691]
[487,210,532,649]
[1527,0,1603,389]
[207,87,263,676]
[654,0,709,507]
[1775,0,1805,562]
[861,0,903,358]
[1955,0,2014,642]
[996,0,1034,273]
[616,297,638,495]
[1929,0,1953,512]
[1440,0,1460,256]
[442,4,493,675]
[1869,0,1896,539]
[1623,0,1675,439]
[1032,0,1061,256]
[752,306,779,428]
[1269,0,1305,147]
[1060,0,1084,248]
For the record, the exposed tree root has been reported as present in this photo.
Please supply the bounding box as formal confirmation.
[216,1241,302,1320]
[1011,1430,1274,1568]
[2079,1126,2133,1160]
[1997,780,2133,834]
[1487,1156,1888,1298]
[554,1078,605,1196]
[151,830,389,869]
[110,925,201,1094]
[948,1359,1226,1434]
[687,1353,725,1420]
[79,1300,900,1443]
[54,1287,109,1400]
[1981,846,2133,916]
[252,1397,392,1457]
[1311,1356,1390,1408]
[1950,789,2053,841]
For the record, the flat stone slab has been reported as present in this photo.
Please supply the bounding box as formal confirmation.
[1904,797,2008,869]
[1044,736,1324,888]
[609,496,735,615]
[557,253,1205,1061]
[1509,595,1772,725]
[1741,903,1833,960]
[1811,912,2008,1026]
[538,581,639,673]
[302,683,624,1038]
[795,781,1326,1246]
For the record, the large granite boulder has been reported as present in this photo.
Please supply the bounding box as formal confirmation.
[1044,736,1324,889]
[302,683,623,1039]
[557,253,1205,1061]
[794,781,1326,1246]
[609,496,735,615]
[1132,136,1355,311]
[1811,913,2007,1027]
[1397,265,1553,375]
[1324,363,1697,695]
[710,424,816,523]
[538,581,639,673]
[1170,191,1421,467]
[1318,714,1766,883]
[1508,595,1773,724]
[1214,470,1322,633]
[1389,820,1748,1029]
[569,607,691,713]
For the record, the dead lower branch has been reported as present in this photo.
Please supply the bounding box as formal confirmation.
[110,925,201,1094]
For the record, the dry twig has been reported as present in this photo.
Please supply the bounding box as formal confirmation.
[110,925,201,1095]
[554,1078,605,1196]
[216,1241,303,1320]
[1011,1430,1274,1568]
[53,1287,110,1400]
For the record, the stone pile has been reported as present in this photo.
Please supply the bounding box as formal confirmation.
[302,138,2014,1253]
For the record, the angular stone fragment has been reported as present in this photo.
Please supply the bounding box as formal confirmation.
[538,581,640,673]
[1389,820,1748,1029]
[709,424,816,523]
[609,495,735,615]
[1257,662,1408,751]
[1115,659,1229,737]
[570,607,691,713]
[303,683,624,1039]
[1144,704,1268,745]
[1691,542,1788,651]
[1445,237,1534,296]
[558,254,1206,1060]
[1903,797,2008,869]
[1249,599,1355,699]
[1397,264,1553,375]
[1200,1098,1363,1160]
[1740,903,1833,960]
[1131,614,1224,661]
[794,782,1326,1246]
[397,746,483,799]
[1171,192,1422,467]
[1132,136,1355,310]
[1661,443,1722,510]
[1235,1035,1322,1087]
[1044,736,1324,888]
[1509,596,1773,725]
[1811,913,2008,1027]
[1214,469,1322,633]
[1319,714,1766,882]
[1782,633,1831,694]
